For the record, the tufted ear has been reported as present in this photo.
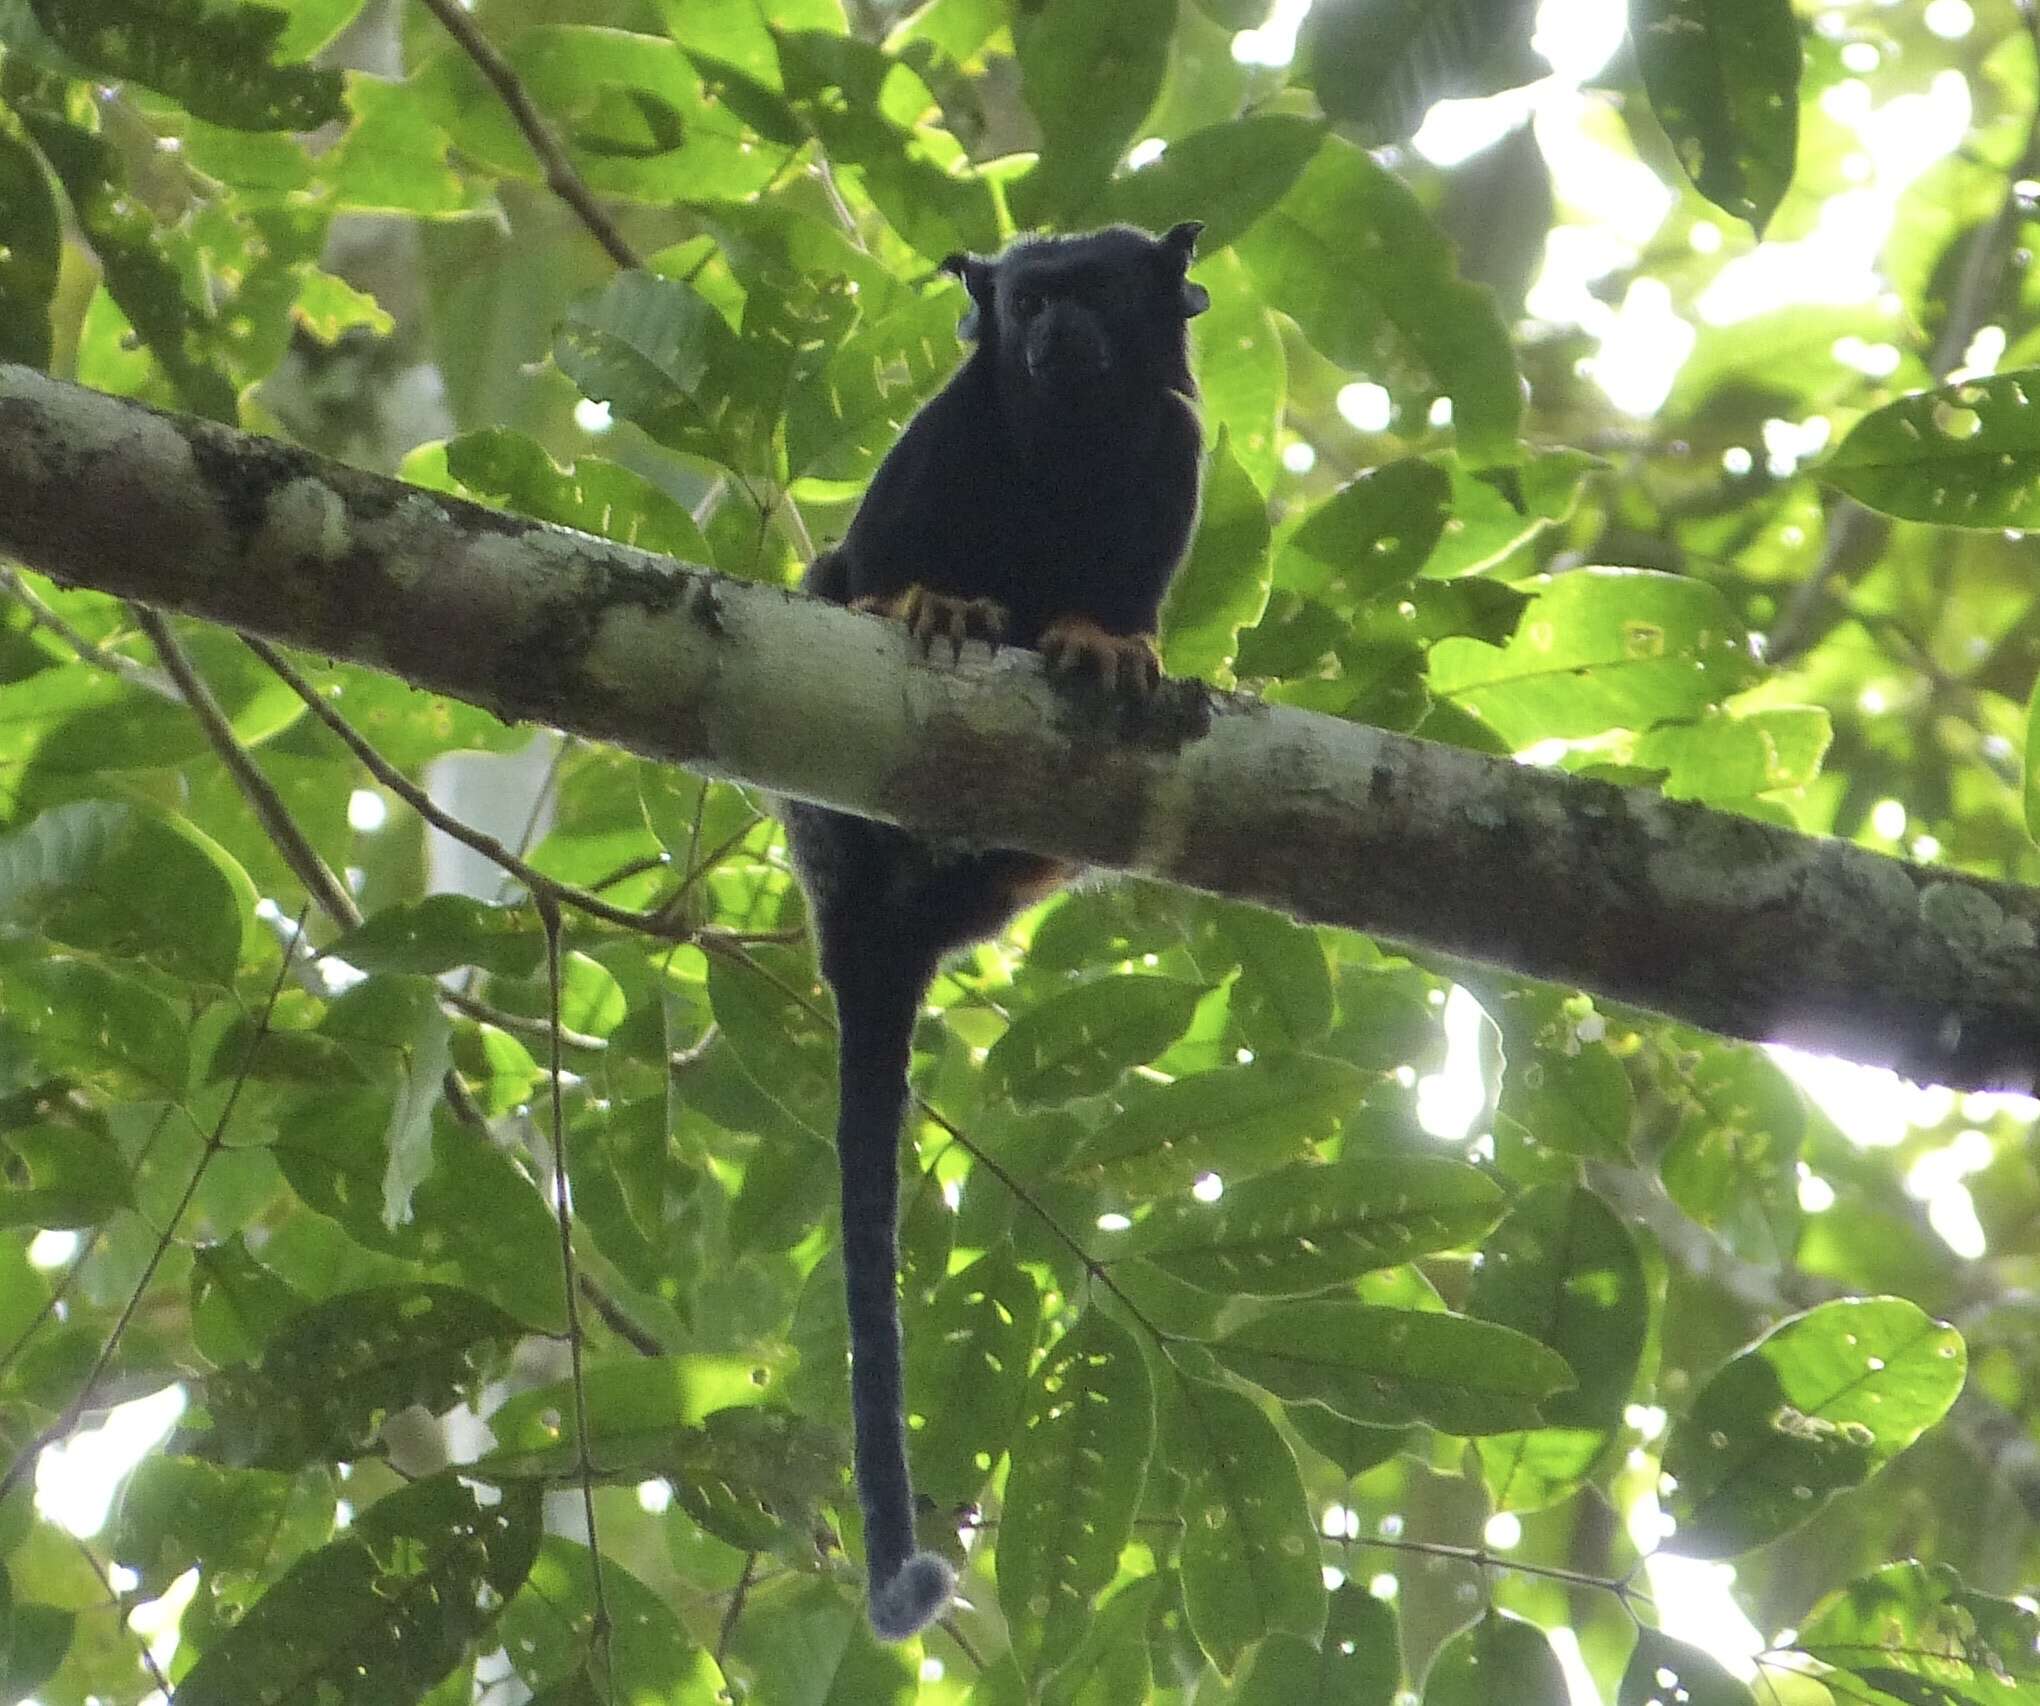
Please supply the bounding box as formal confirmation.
[940,251,995,340]
[1159,220,1209,317]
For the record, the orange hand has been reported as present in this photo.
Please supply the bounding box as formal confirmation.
[1039,617,1162,696]
[852,585,1010,661]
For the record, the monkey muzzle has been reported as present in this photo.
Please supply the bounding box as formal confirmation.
[1023,305,1113,389]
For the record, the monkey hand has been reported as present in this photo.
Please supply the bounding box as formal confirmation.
[1040,617,1163,696]
[853,585,1009,661]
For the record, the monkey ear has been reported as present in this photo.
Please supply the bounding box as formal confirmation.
[1158,221,1209,317]
[940,251,994,340]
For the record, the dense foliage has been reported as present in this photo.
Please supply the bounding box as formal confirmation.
[3,0,2040,1702]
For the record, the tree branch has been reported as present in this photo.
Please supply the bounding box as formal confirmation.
[4,364,2040,1088]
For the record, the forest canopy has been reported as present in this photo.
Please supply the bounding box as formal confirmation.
[4,0,2040,1703]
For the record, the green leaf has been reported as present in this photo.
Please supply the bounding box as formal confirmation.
[1277,457,1453,606]
[1635,707,1832,802]
[1163,1371,1325,1676]
[1065,1054,1368,1196]
[332,895,545,978]
[0,121,59,366]
[1124,1157,1503,1296]
[1618,1628,1756,1706]
[1471,1186,1651,1514]
[183,1284,523,1470]
[1423,1609,1568,1706]
[555,270,749,464]
[1012,0,1174,224]
[0,800,249,983]
[1659,1042,1804,1262]
[1001,1310,1156,1684]
[1214,1301,1575,1432]
[322,75,477,215]
[1192,249,1288,493]
[1238,137,1523,466]
[5,956,188,1096]
[30,0,343,131]
[1212,902,1334,1047]
[381,987,453,1230]
[1428,568,1761,746]
[0,1119,131,1228]
[111,1457,335,1599]
[785,288,961,483]
[0,1585,71,1702]
[1662,1297,1966,1558]
[273,1090,568,1330]
[1160,428,1274,679]
[905,1249,1042,1506]
[1301,0,1545,139]
[1233,1582,1401,1706]
[1822,369,2040,529]
[725,1574,919,1702]
[1036,1577,1161,1706]
[500,1539,726,1704]
[1792,1561,2040,1704]
[1490,985,1632,1160]
[171,1473,542,1706]
[1632,0,1802,234]
[475,1356,793,1482]
[1097,115,1326,252]
[983,977,1209,1108]
[441,428,716,564]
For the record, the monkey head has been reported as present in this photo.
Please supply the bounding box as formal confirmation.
[942,221,1210,412]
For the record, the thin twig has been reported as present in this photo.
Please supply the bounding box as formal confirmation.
[148,612,492,1124]
[136,607,362,928]
[443,984,607,1052]
[416,0,641,271]
[716,1553,758,1667]
[538,892,614,1692]
[243,635,686,938]
[0,911,306,1503]
[576,1275,664,1358]
[64,1529,173,1699]
[1,569,176,695]
[1351,1531,1653,1611]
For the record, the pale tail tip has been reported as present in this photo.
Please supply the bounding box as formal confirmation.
[867,1550,957,1641]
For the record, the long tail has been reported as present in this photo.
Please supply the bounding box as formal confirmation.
[834,955,957,1640]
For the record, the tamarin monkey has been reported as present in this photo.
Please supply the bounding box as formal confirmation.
[782,221,1209,1639]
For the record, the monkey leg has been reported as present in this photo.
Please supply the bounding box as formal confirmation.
[1040,616,1162,695]
[852,585,1009,661]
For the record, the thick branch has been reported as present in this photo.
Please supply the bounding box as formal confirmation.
[3,365,2038,1088]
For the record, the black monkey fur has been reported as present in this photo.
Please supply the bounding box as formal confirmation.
[782,222,1209,1640]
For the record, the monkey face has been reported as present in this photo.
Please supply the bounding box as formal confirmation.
[943,223,1210,408]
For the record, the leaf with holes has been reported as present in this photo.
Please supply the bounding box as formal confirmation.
[474,1354,793,1483]
[1064,1054,1368,1196]
[1823,369,2040,529]
[1001,1310,1155,1685]
[984,977,1209,1108]
[171,1474,541,1706]
[1789,1561,2040,1704]
[1424,1609,1568,1706]
[1472,1186,1652,1515]
[1123,1157,1502,1296]
[1234,1580,1402,1705]
[181,1285,524,1470]
[1631,0,1801,233]
[905,1250,1042,1507]
[1214,1301,1574,1433]
[1662,1297,1965,1558]
[1618,1627,1756,1706]
[1164,1371,1325,1676]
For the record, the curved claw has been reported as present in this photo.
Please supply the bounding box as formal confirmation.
[854,586,1010,662]
[1040,617,1162,697]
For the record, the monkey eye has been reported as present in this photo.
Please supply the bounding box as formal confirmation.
[1011,290,1045,318]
